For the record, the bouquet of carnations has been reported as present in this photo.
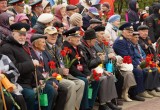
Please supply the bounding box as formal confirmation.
[90,66,103,81]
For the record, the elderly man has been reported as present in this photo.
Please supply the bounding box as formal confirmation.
[30,33,68,110]
[0,23,56,110]
[0,0,7,14]
[30,0,43,27]
[82,7,100,30]
[113,22,146,101]
[129,32,160,97]
[8,0,25,15]
[44,26,84,110]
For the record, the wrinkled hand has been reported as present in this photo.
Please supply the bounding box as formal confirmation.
[145,44,148,49]
[39,80,45,89]
[62,68,69,76]
[87,76,90,80]
[137,65,142,70]
[104,71,111,76]
[98,53,106,61]
[53,82,58,90]
[108,53,115,59]
[32,59,39,67]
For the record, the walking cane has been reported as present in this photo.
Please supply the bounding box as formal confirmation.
[0,81,7,110]
[34,67,41,110]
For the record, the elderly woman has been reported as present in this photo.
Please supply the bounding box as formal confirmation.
[94,25,136,102]
[105,14,121,43]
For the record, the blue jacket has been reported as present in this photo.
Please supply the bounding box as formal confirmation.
[113,35,140,68]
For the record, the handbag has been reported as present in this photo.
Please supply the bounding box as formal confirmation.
[40,89,48,106]
[105,60,113,73]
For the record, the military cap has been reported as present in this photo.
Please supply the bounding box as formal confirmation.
[10,22,30,33]
[9,0,24,5]
[133,31,139,36]
[30,34,47,43]
[119,22,133,31]
[93,25,105,32]
[83,29,97,40]
[63,27,81,37]
[137,25,149,30]
[30,0,42,8]
[66,5,77,11]
[44,26,58,35]
[89,18,102,24]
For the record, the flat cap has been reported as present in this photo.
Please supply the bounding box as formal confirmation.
[63,27,81,37]
[89,18,102,24]
[9,0,24,5]
[30,0,42,8]
[10,22,30,32]
[44,26,58,34]
[137,25,149,30]
[93,25,105,32]
[37,13,54,24]
[66,5,77,11]
[119,22,133,31]
[88,7,99,16]
[30,34,47,43]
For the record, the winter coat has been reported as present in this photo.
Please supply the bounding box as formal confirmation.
[82,15,92,31]
[144,3,160,43]
[62,41,91,77]
[105,22,119,42]
[0,12,12,37]
[128,0,139,23]
[0,37,42,88]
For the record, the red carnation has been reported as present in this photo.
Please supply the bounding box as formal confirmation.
[48,61,56,69]
[52,72,58,78]
[60,50,67,57]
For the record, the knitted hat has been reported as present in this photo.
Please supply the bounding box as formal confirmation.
[84,29,97,40]
[70,13,82,26]
[108,14,121,23]
[37,13,54,24]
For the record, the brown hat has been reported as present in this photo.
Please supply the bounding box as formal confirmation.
[66,5,77,11]
[44,26,58,34]
[70,13,82,26]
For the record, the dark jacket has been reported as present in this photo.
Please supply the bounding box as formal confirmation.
[138,37,156,55]
[82,15,92,31]
[33,21,46,34]
[30,11,38,27]
[0,37,39,88]
[63,41,91,77]
[145,3,160,42]
[128,0,139,23]
[113,35,139,68]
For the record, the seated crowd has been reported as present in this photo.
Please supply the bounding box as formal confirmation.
[0,0,160,110]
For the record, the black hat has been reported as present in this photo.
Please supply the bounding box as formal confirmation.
[137,25,149,30]
[63,27,81,37]
[93,25,105,32]
[66,5,77,11]
[53,21,64,28]
[10,23,30,33]
[9,0,24,5]
[89,18,102,24]
[76,3,84,14]
[119,22,133,31]
[30,0,42,8]
[84,29,97,40]
[30,34,47,43]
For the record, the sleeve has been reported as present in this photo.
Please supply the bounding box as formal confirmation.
[113,40,129,57]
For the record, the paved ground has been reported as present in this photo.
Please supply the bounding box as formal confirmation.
[94,92,160,110]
